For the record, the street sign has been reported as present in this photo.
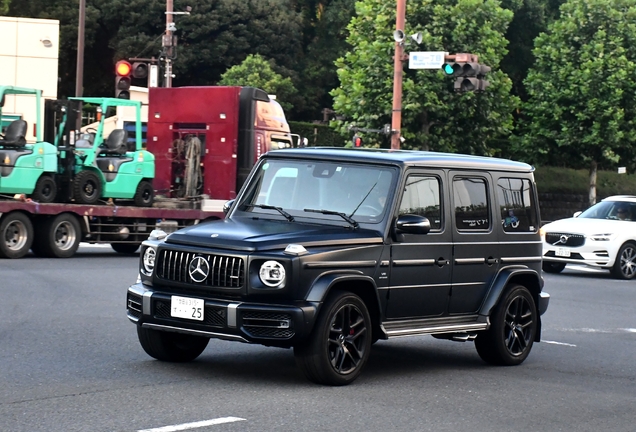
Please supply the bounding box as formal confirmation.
[409,51,447,69]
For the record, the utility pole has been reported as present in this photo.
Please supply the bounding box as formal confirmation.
[75,0,86,129]
[390,0,406,150]
[163,0,174,88]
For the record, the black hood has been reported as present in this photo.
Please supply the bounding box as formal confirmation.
[165,217,384,252]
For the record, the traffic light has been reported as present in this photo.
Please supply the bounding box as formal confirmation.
[352,134,362,147]
[115,60,132,99]
[442,57,491,93]
[131,62,149,79]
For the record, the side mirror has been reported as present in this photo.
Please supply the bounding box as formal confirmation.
[223,199,235,215]
[573,211,582,218]
[395,214,431,235]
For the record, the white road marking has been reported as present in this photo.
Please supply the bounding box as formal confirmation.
[137,417,246,432]
[542,340,577,347]
[622,328,636,333]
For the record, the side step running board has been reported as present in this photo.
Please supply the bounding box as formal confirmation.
[383,322,488,338]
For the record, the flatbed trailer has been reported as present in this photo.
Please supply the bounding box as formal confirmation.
[0,200,223,259]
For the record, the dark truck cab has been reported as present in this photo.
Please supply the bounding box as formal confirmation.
[127,147,550,385]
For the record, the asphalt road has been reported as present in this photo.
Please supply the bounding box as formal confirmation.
[1,247,635,432]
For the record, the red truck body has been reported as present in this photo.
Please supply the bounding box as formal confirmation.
[0,86,296,259]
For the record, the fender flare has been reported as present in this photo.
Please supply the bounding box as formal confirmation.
[479,266,543,318]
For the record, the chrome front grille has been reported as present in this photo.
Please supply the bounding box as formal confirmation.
[156,249,245,288]
[545,232,585,247]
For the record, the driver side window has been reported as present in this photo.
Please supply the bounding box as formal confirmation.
[399,175,442,230]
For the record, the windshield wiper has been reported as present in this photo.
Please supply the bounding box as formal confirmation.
[349,182,377,218]
[304,208,359,229]
[249,204,295,222]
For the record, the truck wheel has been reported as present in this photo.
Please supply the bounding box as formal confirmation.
[36,214,81,258]
[542,261,566,273]
[475,284,537,366]
[134,180,154,207]
[137,326,209,362]
[0,212,34,259]
[610,242,636,280]
[73,170,102,204]
[111,242,141,254]
[294,291,372,386]
[32,175,57,203]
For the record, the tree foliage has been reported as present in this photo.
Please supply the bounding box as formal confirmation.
[330,0,519,155]
[218,54,298,111]
[522,0,636,200]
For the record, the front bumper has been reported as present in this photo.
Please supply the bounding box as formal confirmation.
[542,244,615,268]
[126,283,317,347]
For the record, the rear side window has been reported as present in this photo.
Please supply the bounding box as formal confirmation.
[497,177,538,233]
[453,177,490,231]
[399,175,442,230]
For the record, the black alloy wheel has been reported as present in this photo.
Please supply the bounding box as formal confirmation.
[611,242,636,280]
[294,291,372,386]
[475,284,537,366]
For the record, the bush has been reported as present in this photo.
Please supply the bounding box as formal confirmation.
[289,121,347,147]
[535,166,636,196]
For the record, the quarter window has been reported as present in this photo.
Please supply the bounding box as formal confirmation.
[398,175,442,230]
[497,178,538,232]
[454,177,490,231]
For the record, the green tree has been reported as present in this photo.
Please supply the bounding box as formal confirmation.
[330,0,519,155]
[523,0,636,205]
[218,54,298,111]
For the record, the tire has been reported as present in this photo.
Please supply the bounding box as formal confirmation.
[73,170,102,204]
[610,242,636,280]
[111,242,141,254]
[294,291,372,386]
[542,261,566,273]
[35,214,82,258]
[137,326,209,362]
[32,175,57,203]
[134,180,154,207]
[0,212,34,259]
[475,284,537,366]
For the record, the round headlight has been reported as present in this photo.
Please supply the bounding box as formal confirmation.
[142,247,156,275]
[259,260,286,287]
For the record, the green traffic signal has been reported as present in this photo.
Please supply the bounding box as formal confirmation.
[443,64,454,75]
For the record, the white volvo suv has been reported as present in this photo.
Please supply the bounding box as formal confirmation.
[541,196,636,279]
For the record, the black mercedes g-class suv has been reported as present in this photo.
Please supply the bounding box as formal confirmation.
[127,147,550,385]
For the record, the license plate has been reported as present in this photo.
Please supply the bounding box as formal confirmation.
[555,247,570,257]
[171,296,204,321]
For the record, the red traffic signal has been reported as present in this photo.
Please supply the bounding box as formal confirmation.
[115,60,132,99]
[352,134,362,147]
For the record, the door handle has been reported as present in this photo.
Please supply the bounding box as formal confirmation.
[436,257,450,267]
[485,257,498,265]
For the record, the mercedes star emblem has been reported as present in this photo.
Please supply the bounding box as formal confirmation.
[188,256,210,283]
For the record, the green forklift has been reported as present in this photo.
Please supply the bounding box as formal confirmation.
[1,88,155,206]
[0,86,59,202]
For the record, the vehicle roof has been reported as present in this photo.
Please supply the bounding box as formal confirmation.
[602,195,636,203]
[265,147,534,172]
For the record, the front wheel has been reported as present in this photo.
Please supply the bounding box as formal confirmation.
[294,291,372,386]
[611,242,636,280]
[0,212,34,259]
[137,327,209,362]
[542,261,566,273]
[475,284,537,366]
[73,170,102,204]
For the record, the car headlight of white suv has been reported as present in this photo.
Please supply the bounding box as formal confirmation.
[589,233,614,241]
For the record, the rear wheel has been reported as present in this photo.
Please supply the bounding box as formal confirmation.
[73,170,102,204]
[32,175,57,203]
[34,214,81,258]
[133,180,154,207]
[611,242,636,280]
[475,284,537,366]
[111,242,141,254]
[294,291,372,386]
[0,212,33,259]
[542,261,566,273]
[137,327,209,362]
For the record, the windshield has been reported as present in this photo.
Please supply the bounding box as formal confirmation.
[579,200,636,221]
[234,158,396,225]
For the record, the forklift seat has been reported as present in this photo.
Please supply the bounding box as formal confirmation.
[0,120,27,147]
[100,129,128,155]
